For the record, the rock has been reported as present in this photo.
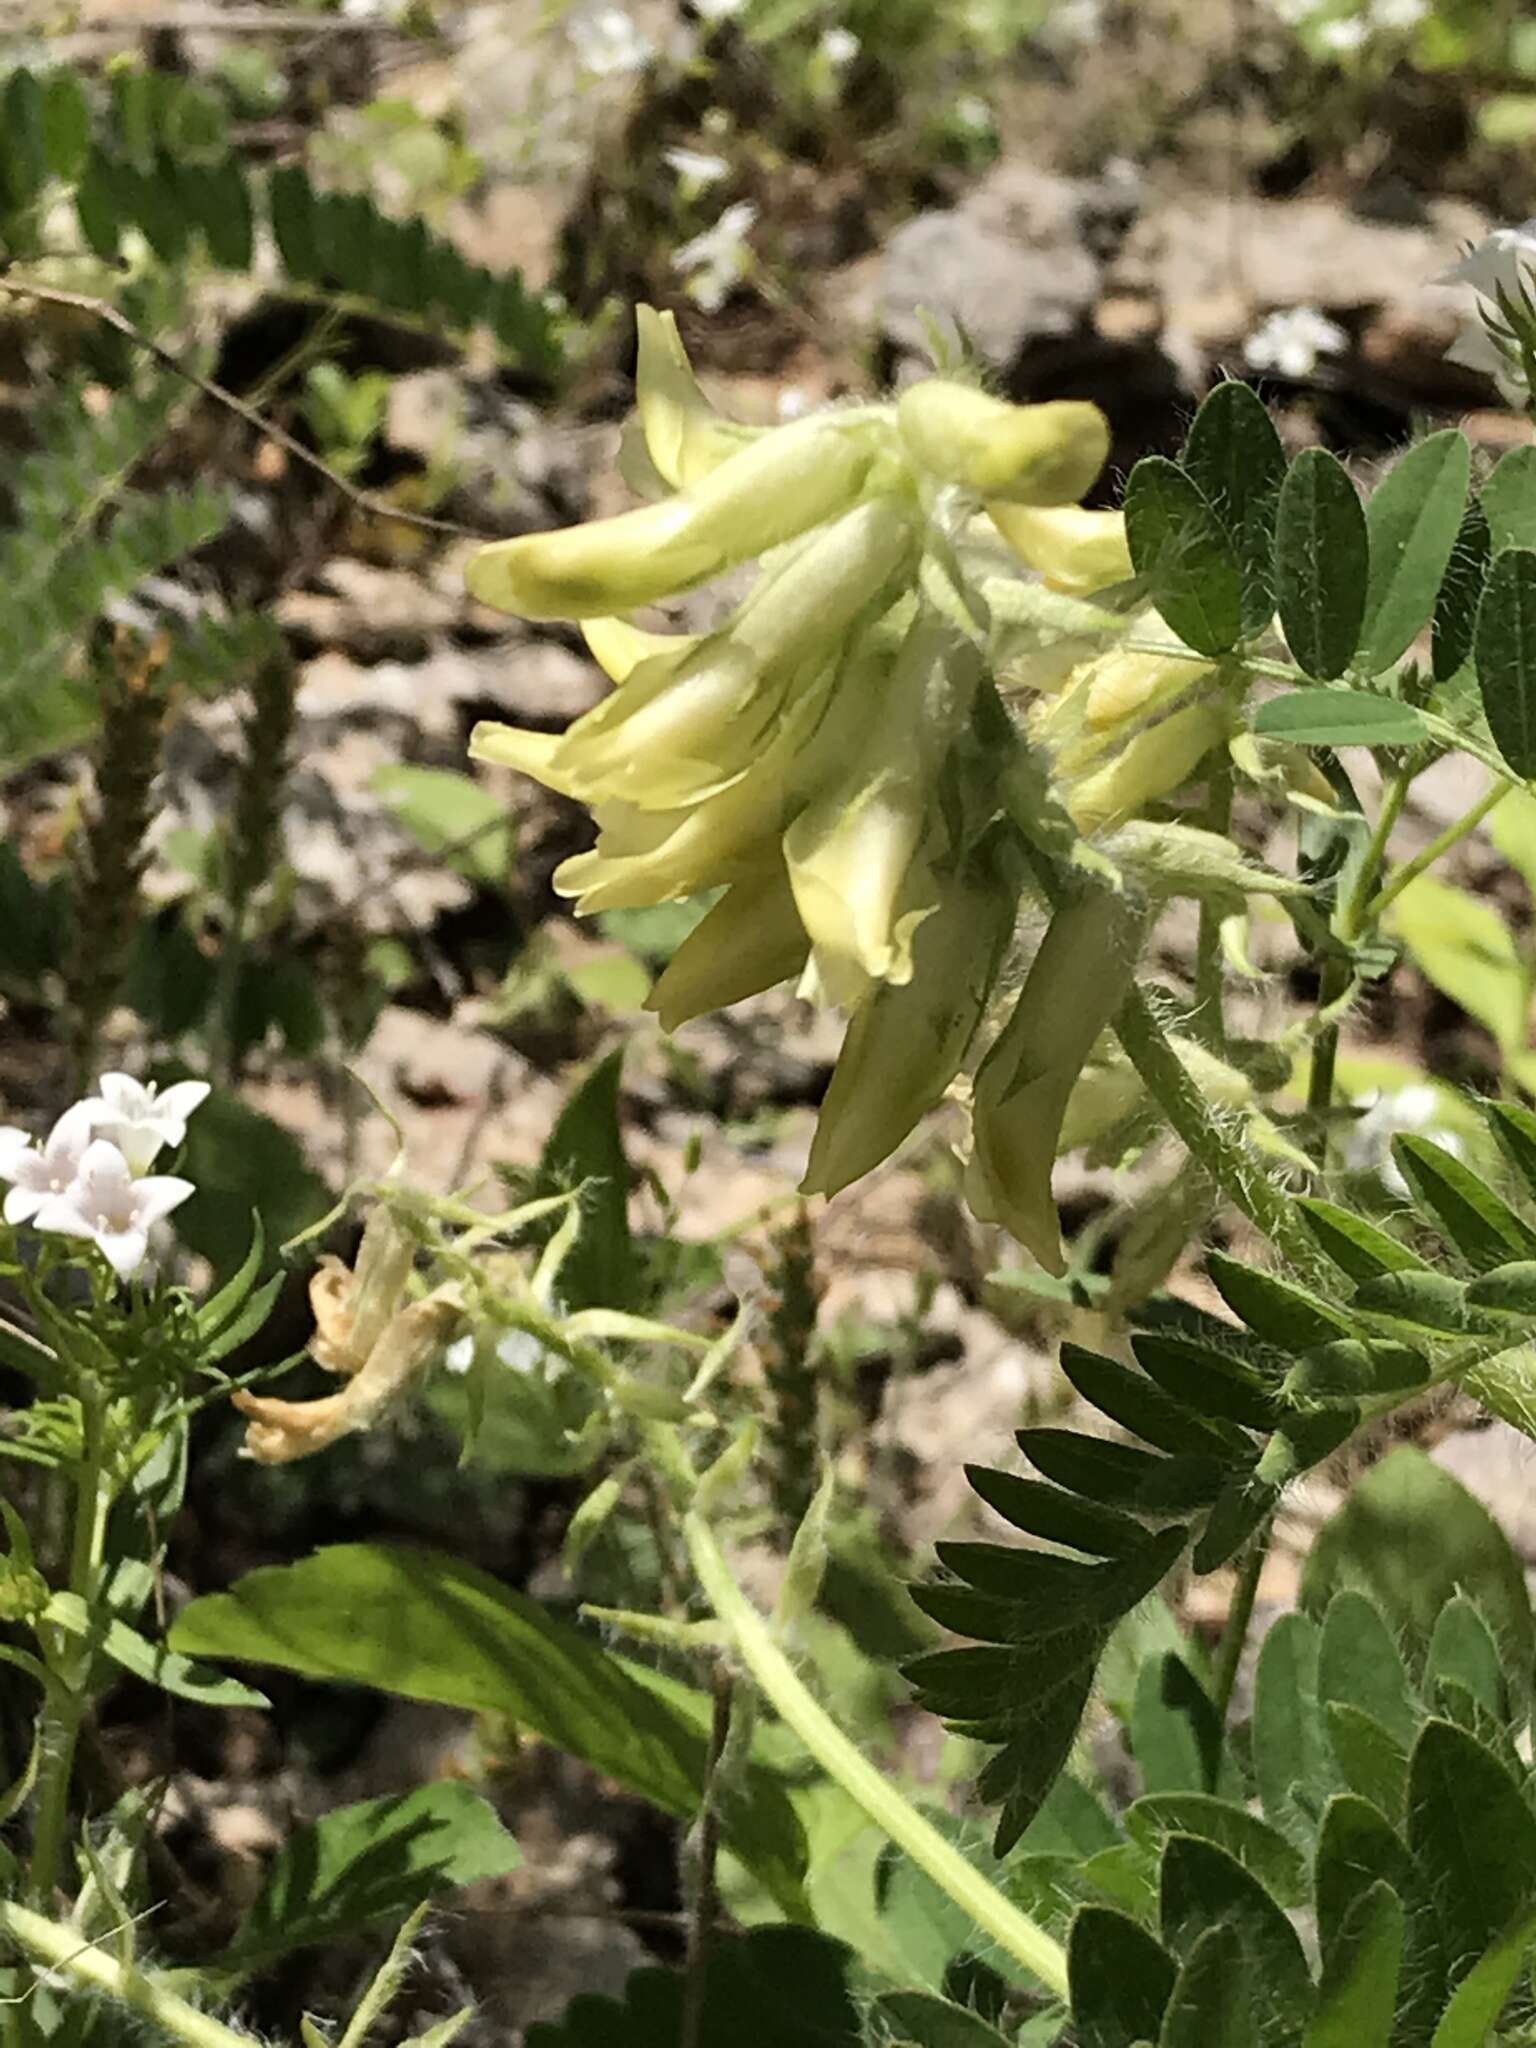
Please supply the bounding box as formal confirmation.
[1111,191,1493,402]
[1432,1422,1536,1563]
[880,161,1109,374]
[278,556,463,664]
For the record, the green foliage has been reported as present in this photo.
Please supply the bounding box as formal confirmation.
[0,62,556,370]
[224,1784,521,1971]
[169,1541,809,1910]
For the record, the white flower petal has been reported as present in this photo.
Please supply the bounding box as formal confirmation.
[96,1227,150,1281]
[130,1175,196,1230]
[0,1126,30,1177]
[30,1192,94,1239]
[4,1185,44,1226]
[153,1080,211,1129]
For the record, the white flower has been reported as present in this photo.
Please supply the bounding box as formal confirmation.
[1441,223,1536,409]
[443,1327,554,1377]
[1041,0,1103,42]
[818,25,860,64]
[693,0,743,19]
[663,146,730,189]
[1244,304,1349,379]
[75,1073,210,1176]
[1346,1085,1462,1196]
[1318,15,1369,53]
[672,200,757,313]
[567,5,653,75]
[1,1104,95,1227]
[31,1139,194,1281]
[953,94,994,135]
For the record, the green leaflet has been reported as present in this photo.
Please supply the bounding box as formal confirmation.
[1475,545,1536,777]
[1274,447,1369,681]
[1124,455,1245,655]
[1251,689,1430,749]
[1180,379,1286,636]
[1359,430,1471,676]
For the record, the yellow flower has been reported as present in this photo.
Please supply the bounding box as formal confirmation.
[1064,700,1230,834]
[985,502,1134,595]
[801,836,1017,1195]
[646,865,809,1030]
[966,887,1145,1271]
[466,410,896,620]
[897,382,1111,505]
[784,616,977,1006]
[633,303,764,488]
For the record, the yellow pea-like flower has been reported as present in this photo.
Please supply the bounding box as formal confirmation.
[966,888,1146,1272]
[897,381,1111,506]
[985,502,1134,595]
[1064,700,1229,834]
[550,499,914,811]
[466,410,895,620]
[784,617,977,1007]
[634,303,764,488]
[801,838,1017,1196]
[646,865,809,1031]
[582,615,702,683]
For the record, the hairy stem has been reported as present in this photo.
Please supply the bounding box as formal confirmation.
[685,1515,1071,2001]
[1307,767,1412,1160]
[680,1668,732,2048]
[0,1903,249,2048]
[1113,987,1323,1281]
[1193,753,1233,1050]
[28,1391,110,1904]
[1211,1517,1273,1725]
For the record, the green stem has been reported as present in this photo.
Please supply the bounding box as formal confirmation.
[1365,779,1513,928]
[1307,767,1412,1159]
[0,1903,249,2048]
[1193,754,1233,1050]
[685,1515,1071,2002]
[28,1391,110,1904]
[680,1668,731,2048]
[1211,1517,1273,1725]
[1113,987,1324,1282]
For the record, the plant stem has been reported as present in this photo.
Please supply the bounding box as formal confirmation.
[0,1903,249,2048]
[1365,778,1513,928]
[680,1668,732,2048]
[28,1389,110,1904]
[1211,1517,1273,1725]
[1193,754,1233,1050]
[685,1516,1071,2002]
[1113,987,1324,1282]
[1306,767,1412,1159]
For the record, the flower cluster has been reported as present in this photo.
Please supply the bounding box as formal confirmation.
[466,309,1222,1239]
[0,1075,206,1280]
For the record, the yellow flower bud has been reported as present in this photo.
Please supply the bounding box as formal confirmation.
[468,721,583,796]
[634,303,764,488]
[985,503,1134,594]
[1065,701,1229,835]
[897,381,1111,505]
[801,839,1016,1196]
[465,411,895,620]
[646,865,809,1031]
[967,889,1145,1272]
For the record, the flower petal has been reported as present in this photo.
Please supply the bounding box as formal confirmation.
[154,1080,211,1129]
[95,1227,150,1281]
[130,1175,196,1230]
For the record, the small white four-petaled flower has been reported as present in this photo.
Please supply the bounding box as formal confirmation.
[75,1072,210,1175]
[1442,221,1536,410]
[672,200,757,314]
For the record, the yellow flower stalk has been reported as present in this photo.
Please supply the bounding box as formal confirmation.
[466,410,896,620]
[634,303,765,488]
[897,382,1111,506]
[985,502,1134,595]
[646,865,809,1031]
[802,837,1018,1195]
[967,889,1146,1271]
